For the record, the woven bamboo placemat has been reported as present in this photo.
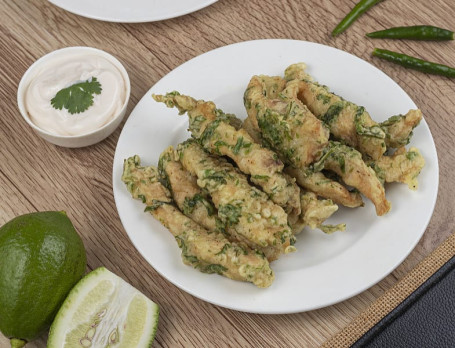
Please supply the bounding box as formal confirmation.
[321,232,455,348]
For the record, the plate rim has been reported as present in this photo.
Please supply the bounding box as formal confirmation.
[113,39,439,314]
[47,0,218,23]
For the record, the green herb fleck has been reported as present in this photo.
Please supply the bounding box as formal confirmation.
[368,162,385,185]
[406,151,419,160]
[184,255,199,264]
[258,109,288,146]
[235,245,248,256]
[144,200,167,212]
[157,151,172,190]
[189,115,207,135]
[175,236,186,251]
[232,136,252,155]
[354,107,385,139]
[137,194,146,204]
[255,250,266,259]
[316,94,331,104]
[183,194,215,216]
[215,217,228,236]
[290,236,296,245]
[218,203,242,226]
[213,140,229,154]
[200,264,227,275]
[380,115,403,127]
[320,224,346,234]
[337,155,346,174]
[215,243,231,256]
[252,175,270,181]
[322,103,343,125]
[200,119,221,144]
[203,169,227,185]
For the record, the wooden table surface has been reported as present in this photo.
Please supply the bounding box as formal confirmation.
[1,0,454,347]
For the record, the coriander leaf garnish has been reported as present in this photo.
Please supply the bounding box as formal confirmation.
[51,77,102,114]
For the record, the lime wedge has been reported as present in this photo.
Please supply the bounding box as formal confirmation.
[47,267,159,348]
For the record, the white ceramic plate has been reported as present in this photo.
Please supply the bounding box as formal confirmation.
[113,40,438,314]
[48,0,218,23]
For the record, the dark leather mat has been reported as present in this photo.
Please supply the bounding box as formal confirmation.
[351,255,455,348]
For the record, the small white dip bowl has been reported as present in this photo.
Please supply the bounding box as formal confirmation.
[17,46,130,148]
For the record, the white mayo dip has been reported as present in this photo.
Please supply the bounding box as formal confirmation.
[25,53,126,136]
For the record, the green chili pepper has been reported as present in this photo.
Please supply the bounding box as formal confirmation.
[367,25,454,40]
[332,0,383,37]
[372,48,455,78]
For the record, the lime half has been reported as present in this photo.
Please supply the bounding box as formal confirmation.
[47,267,159,348]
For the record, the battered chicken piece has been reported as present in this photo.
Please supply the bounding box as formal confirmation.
[242,75,364,209]
[243,75,330,168]
[285,167,364,208]
[291,192,346,234]
[244,71,389,215]
[284,63,386,160]
[369,147,425,190]
[159,146,222,234]
[122,155,274,288]
[313,142,391,216]
[153,92,301,219]
[159,146,284,261]
[178,140,296,256]
[380,110,423,148]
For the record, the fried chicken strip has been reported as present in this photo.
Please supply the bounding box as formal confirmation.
[313,142,391,216]
[285,167,363,208]
[158,146,222,233]
[243,74,386,213]
[369,147,425,190]
[284,63,386,160]
[380,110,423,148]
[153,92,301,218]
[241,95,363,209]
[122,155,274,288]
[159,146,284,261]
[178,140,296,255]
[291,192,346,234]
[243,75,330,168]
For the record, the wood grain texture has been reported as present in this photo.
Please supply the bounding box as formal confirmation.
[0,0,454,347]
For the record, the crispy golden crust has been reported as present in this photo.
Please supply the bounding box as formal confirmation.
[299,192,339,229]
[244,75,330,168]
[291,192,344,234]
[243,69,389,215]
[122,155,274,288]
[159,147,283,261]
[159,205,274,288]
[381,110,423,148]
[374,147,425,190]
[314,142,391,216]
[154,92,301,218]
[284,63,386,161]
[153,92,242,135]
[122,157,173,207]
[159,146,221,233]
[178,140,296,254]
[285,167,364,208]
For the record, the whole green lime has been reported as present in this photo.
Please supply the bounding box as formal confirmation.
[0,211,86,347]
